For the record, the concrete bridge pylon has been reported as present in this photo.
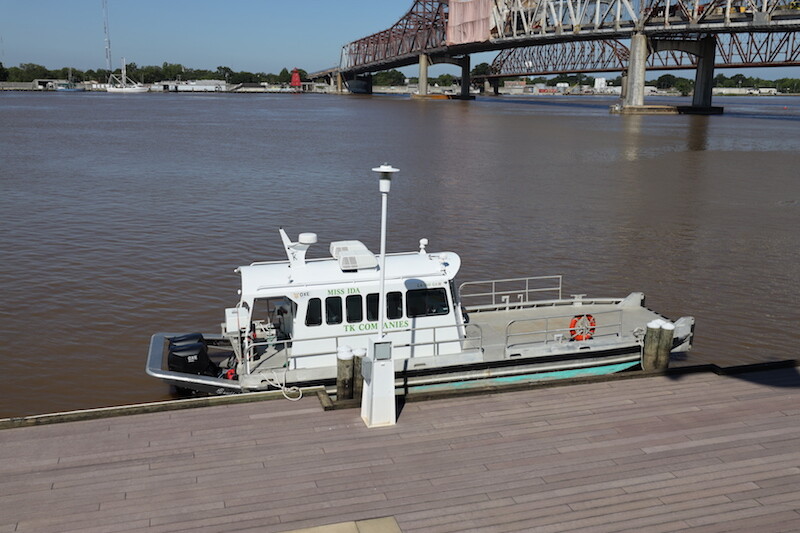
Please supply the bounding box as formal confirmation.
[415,52,475,99]
[692,36,717,108]
[623,33,649,108]
[650,35,719,110]
[419,54,429,96]
[623,34,722,114]
[458,54,471,99]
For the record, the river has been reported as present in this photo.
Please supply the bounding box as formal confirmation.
[1,91,798,418]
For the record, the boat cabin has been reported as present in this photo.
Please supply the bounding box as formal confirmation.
[224,230,466,370]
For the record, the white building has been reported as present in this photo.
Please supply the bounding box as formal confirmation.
[156,80,227,92]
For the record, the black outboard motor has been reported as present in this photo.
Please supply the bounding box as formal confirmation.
[168,332,205,349]
[167,334,218,377]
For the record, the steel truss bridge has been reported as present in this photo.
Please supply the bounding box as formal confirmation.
[332,0,800,107]
[491,32,800,76]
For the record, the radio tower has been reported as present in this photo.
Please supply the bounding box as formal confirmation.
[102,0,112,72]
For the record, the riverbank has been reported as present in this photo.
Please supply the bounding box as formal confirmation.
[4,79,800,97]
[0,81,326,93]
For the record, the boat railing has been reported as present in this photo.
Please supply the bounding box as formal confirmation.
[466,295,624,314]
[459,276,563,310]
[375,322,484,359]
[505,309,625,354]
[243,321,483,372]
[247,250,425,268]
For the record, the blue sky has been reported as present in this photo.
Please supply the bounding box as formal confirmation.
[1,1,797,79]
[0,1,413,73]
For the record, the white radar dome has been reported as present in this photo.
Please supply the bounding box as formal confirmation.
[298,233,318,245]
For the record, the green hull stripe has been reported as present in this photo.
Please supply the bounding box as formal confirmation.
[411,361,639,392]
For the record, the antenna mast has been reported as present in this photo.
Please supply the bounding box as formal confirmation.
[102,0,112,71]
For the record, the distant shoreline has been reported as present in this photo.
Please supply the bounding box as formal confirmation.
[2,81,798,97]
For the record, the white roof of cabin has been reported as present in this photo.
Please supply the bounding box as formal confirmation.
[238,250,461,297]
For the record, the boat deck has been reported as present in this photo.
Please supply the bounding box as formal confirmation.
[2,365,799,532]
[467,300,658,360]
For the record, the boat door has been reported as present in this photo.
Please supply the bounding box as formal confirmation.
[250,296,296,342]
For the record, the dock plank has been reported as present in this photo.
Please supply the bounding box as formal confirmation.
[0,368,799,532]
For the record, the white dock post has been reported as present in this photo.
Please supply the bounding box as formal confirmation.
[642,319,672,371]
[642,319,662,372]
[656,322,675,370]
[336,346,354,401]
[352,347,366,401]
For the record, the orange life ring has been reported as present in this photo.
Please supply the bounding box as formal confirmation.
[569,314,596,341]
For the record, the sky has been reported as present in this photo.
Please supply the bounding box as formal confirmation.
[0,1,417,74]
[1,0,797,80]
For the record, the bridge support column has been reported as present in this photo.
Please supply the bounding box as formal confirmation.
[650,36,724,114]
[620,73,628,102]
[623,33,648,108]
[342,73,372,94]
[692,36,716,108]
[418,54,429,96]
[460,55,471,99]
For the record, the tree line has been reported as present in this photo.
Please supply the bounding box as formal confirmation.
[3,60,799,93]
[375,63,800,94]
[0,61,308,85]
[648,73,800,94]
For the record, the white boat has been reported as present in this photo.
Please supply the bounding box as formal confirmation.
[146,171,694,396]
[106,59,148,93]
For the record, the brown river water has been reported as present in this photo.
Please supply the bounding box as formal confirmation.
[1,91,798,418]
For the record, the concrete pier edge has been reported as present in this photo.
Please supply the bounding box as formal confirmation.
[2,360,796,429]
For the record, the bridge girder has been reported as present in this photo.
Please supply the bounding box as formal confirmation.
[340,0,448,74]
[340,0,800,74]
[488,31,800,76]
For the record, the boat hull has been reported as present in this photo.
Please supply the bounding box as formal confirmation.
[107,86,149,93]
[147,331,644,395]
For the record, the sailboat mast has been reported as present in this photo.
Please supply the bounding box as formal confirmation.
[102,0,112,72]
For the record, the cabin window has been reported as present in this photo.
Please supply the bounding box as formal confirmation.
[346,295,362,323]
[325,297,343,325]
[366,292,403,321]
[305,298,322,326]
[407,288,450,317]
[366,293,378,321]
[387,292,402,319]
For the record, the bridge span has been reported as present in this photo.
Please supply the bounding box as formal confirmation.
[327,0,800,111]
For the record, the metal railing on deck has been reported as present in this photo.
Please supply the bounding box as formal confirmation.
[505,309,624,354]
[243,322,483,373]
[459,275,563,310]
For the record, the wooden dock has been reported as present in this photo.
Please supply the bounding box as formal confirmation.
[1,365,799,532]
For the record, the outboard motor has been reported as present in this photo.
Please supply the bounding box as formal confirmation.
[167,334,218,376]
[168,332,205,349]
